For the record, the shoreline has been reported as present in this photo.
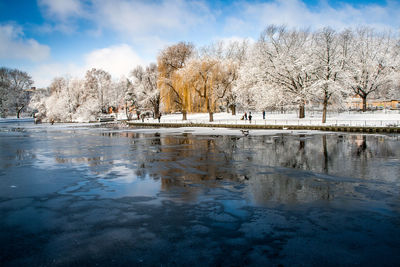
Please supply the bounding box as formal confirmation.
[2,117,399,133]
[126,121,400,133]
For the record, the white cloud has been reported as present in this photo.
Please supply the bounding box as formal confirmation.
[30,62,82,88]
[37,0,87,33]
[37,0,214,42]
[94,0,212,34]
[84,44,144,77]
[31,44,144,87]
[0,23,50,61]
[38,0,84,20]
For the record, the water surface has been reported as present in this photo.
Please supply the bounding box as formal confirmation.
[1,121,400,266]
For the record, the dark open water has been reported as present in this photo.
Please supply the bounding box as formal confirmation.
[1,121,400,266]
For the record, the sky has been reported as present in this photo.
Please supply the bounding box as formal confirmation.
[0,0,399,87]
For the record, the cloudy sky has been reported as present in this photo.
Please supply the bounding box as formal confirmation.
[1,0,399,87]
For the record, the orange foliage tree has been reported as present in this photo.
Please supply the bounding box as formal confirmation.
[157,42,194,120]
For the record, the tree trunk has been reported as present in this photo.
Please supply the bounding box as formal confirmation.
[362,96,367,112]
[299,103,305,119]
[322,97,328,123]
[231,105,236,115]
[206,98,213,122]
[125,102,130,120]
[182,110,187,120]
[16,106,24,119]
[154,100,160,119]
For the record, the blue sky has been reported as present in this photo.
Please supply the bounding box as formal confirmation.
[1,0,399,87]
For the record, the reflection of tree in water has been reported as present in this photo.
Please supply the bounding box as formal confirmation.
[228,133,399,205]
[40,130,400,204]
[140,135,238,183]
[233,135,337,205]
[128,133,244,201]
[15,149,36,161]
[354,135,369,157]
[248,173,335,205]
[322,135,328,173]
[130,132,400,204]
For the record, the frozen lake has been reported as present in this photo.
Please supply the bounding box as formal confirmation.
[1,121,400,266]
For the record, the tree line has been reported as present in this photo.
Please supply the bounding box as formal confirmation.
[9,25,400,122]
[236,26,399,122]
[158,26,399,122]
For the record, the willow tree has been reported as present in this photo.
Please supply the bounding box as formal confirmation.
[200,40,248,115]
[158,42,194,120]
[182,58,233,122]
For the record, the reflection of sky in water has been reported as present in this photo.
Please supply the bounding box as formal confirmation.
[59,173,160,199]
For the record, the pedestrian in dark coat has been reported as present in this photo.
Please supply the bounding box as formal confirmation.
[262,110,266,120]
[244,112,247,120]
[249,112,252,123]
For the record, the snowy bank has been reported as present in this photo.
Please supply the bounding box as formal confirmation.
[128,111,400,127]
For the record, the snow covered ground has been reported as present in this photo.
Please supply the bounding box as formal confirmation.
[129,110,400,127]
[2,110,399,127]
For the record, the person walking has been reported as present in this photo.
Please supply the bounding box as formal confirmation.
[244,112,248,120]
[249,112,252,123]
[158,113,162,123]
[263,110,266,120]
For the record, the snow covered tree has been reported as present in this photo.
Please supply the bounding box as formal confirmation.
[122,78,136,120]
[44,77,71,122]
[28,87,49,120]
[312,28,352,123]
[84,68,112,113]
[131,63,160,118]
[345,27,398,112]
[0,67,33,118]
[158,42,194,120]
[108,78,126,113]
[0,67,9,117]
[30,75,103,123]
[236,25,315,118]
